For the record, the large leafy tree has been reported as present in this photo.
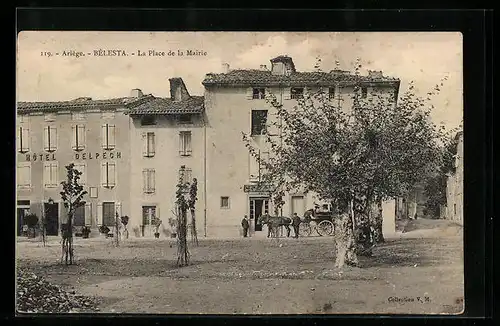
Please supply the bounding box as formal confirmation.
[60,163,87,265]
[243,58,447,268]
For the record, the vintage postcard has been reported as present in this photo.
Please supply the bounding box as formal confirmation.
[16,31,464,314]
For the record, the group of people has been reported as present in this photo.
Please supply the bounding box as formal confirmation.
[240,212,303,238]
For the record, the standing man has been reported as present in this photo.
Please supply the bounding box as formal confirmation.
[241,215,250,238]
[292,213,301,238]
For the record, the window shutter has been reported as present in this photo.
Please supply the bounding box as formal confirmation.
[71,125,77,150]
[78,125,86,149]
[43,163,49,187]
[142,132,147,156]
[49,127,57,151]
[109,125,116,148]
[101,162,107,187]
[75,163,86,185]
[246,87,253,100]
[142,169,147,192]
[97,203,103,226]
[43,126,49,151]
[283,88,291,100]
[150,133,155,156]
[16,127,21,152]
[84,203,92,226]
[101,125,107,149]
[51,162,58,187]
[178,132,184,155]
[26,165,31,187]
[20,127,30,152]
[115,202,122,218]
[109,162,116,187]
[186,132,192,154]
[151,169,156,193]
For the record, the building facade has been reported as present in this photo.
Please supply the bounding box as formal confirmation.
[126,79,206,238]
[16,55,403,239]
[202,55,401,238]
[16,94,144,236]
[445,131,464,225]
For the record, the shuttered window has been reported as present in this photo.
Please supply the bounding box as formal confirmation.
[73,205,85,226]
[101,161,116,188]
[43,126,57,152]
[17,126,30,153]
[179,131,192,156]
[101,124,116,150]
[73,163,86,185]
[102,202,115,226]
[71,125,86,151]
[143,169,156,194]
[142,132,155,157]
[43,162,59,188]
[17,163,31,188]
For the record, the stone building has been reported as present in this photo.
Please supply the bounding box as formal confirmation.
[445,131,464,225]
[16,94,144,236]
[125,79,206,238]
[202,55,401,238]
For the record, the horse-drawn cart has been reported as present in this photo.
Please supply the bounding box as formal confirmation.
[298,209,337,237]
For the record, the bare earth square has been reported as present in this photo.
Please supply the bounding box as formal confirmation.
[16,219,463,314]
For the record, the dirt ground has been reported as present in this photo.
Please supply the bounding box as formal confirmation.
[16,219,464,315]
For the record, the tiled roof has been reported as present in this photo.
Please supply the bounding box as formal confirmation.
[202,69,400,87]
[17,95,153,113]
[126,96,204,115]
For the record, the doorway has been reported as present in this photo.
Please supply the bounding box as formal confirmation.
[249,197,269,232]
[44,202,59,236]
[17,200,30,236]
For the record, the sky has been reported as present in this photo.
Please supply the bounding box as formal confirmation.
[17,32,463,130]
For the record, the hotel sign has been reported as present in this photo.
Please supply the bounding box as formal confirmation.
[243,184,273,193]
[24,151,122,161]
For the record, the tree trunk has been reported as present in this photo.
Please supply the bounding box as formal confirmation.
[334,199,359,269]
[177,205,189,267]
[190,209,198,246]
[375,198,385,243]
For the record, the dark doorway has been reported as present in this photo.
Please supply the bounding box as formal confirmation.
[17,200,30,236]
[249,198,269,232]
[45,202,59,236]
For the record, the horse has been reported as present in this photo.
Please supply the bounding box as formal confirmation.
[257,215,292,238]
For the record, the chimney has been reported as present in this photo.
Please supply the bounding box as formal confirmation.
[270,55,296,76]
[260,64,268,71]
[368,70,383,79]
[129,88,143,98]
[169,77,190,102]
[222,63,230,73]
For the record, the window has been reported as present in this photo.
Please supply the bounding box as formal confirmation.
[141,115,156,126]
[101,111,115,120]
[43,126,57,152]
[143,132,155,157]
[71,112,85,121]
[43,162,58,188]
[361,87,368,99]
[73,205,85,226]
[143,168,156,194]
[101,123,116,150]
[179,131,192,156]
[291,87,304,99]
[18,114,30,124]
[252,88,266,99]
[101,161,116,188]
[251,110,268,136]
[179,166,192,185]
[142,206,157,225]
[179,114,192,124]
[17,163,31,188]
[89,187,98,198]
[44,113,56,122]
[73,163,86,185]
[329,87,336,99]
[17,126,30,153]
[71,125,86,151]
[220,196,230,209]
[102,202,115,226]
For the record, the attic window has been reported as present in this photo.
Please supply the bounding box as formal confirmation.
[291,87,304,100]
[252,88,266,100]
[141,115,156,126]
[179,114,192,124]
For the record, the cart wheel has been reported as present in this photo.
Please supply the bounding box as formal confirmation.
[299,223,312,237]
[317,220,334,236]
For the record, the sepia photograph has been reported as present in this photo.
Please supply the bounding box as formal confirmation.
[16,31,464,315]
